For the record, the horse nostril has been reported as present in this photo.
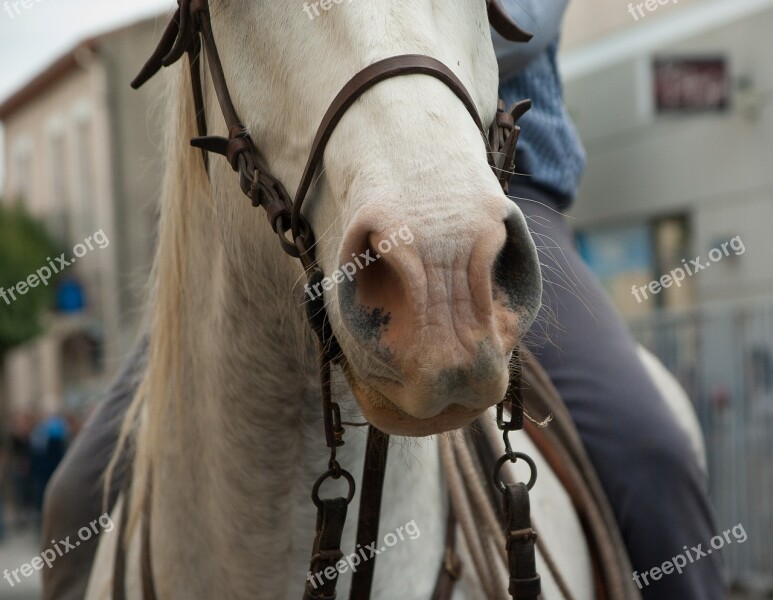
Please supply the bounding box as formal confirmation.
[493,209,542,316]
[337,224,413,345]
[351,235,403,311]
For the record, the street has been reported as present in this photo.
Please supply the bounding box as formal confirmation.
[0,529,43,600]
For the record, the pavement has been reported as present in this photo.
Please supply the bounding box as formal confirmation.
[0,528,43,600]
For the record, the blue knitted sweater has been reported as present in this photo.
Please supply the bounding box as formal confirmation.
[493,0,586,205]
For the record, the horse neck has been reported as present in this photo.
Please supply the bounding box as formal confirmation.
[141,187,373,596]
[129,81,367,596]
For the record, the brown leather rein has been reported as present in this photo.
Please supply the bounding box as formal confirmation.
[123,1,542,599]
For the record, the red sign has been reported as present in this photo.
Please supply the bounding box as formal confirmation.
[653,57,730,112]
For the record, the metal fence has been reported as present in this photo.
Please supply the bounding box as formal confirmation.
[630,305,773,590]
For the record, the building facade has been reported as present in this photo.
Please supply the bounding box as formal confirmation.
[559,0,773,587]
[0,16,165,414]
[561,0,773,315]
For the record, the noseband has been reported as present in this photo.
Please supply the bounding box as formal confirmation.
[126,1,541,599]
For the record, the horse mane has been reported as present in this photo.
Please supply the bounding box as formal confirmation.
[104,58,211,533]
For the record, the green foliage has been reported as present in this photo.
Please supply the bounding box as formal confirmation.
[0,201,62,356]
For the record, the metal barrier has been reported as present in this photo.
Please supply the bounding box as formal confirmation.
[630,305,773,590]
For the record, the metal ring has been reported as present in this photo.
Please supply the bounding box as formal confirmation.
[492,451,537,494]
[311,467,356,508]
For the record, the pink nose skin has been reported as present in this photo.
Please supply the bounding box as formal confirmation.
[335,202,541,422]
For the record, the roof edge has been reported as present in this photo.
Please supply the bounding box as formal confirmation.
[560,0,773,81]
[0,14,163,121]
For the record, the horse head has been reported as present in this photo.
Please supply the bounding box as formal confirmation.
[195,0,542,436]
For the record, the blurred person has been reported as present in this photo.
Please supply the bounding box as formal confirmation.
[29,413,70,524]
[0,439,7,542]
[64,412,84,439]
[10,413,34,528]
[42,339,146,600]
[41,3,724,600]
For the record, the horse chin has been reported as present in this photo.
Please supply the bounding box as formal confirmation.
[341,361,485,437]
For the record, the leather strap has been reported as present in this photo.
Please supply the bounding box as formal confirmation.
[431,501,462,600]
[304,498,349,600]
[503,483,540,599]
[349,427,390,599]
[187,37,208,170]
[290,53,492,267]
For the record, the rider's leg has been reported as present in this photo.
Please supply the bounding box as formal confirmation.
[511,182,725,599]
[40,338,146,600]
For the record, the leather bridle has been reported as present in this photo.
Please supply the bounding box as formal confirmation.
[124,1,543,598]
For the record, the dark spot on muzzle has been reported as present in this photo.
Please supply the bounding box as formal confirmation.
[338,276,392,345]
[435,339,501,394]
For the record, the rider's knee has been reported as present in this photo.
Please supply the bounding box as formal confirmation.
[622,414,706,505]
[645,430,698,481]
[598,388,704,500]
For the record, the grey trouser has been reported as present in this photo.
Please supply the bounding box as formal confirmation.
[41,184,724,599]
[40,338,145,600]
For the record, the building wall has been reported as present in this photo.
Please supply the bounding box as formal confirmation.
[2,62,112,234]
[563,6,773,308]
[1,56,117,319]
[98,20,166,342]
[1,56,120,413]
[563,0,702,50]
[0,17,166,413]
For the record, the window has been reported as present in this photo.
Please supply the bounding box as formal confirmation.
[47,129,70,245]
[577,214,693,316]
[11,139,32,202]
[74,116,95,236]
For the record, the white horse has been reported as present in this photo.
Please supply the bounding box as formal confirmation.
[85,1,704,598]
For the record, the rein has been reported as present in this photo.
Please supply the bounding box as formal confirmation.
[124,1,542,598]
